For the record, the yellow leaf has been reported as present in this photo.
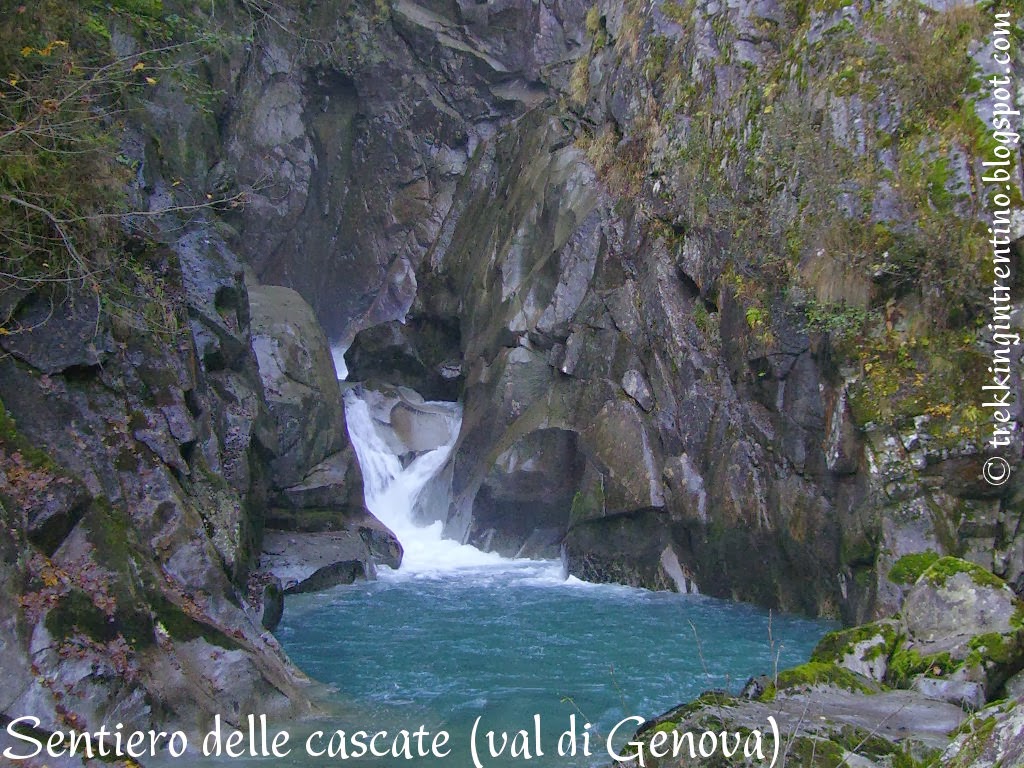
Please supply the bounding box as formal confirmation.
[20,46,34,57]
[132,61,146,72]
[145,77,158,85]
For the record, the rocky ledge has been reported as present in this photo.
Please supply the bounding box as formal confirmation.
[622,557,1024,767]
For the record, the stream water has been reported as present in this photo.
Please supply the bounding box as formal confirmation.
[261,389,837,766]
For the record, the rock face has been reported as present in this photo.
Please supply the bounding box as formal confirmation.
[247,284,403,615]
[942,699,1024,768]
[219,0,592,344]
[3,0,1022,748]
[192,0,1024,622]
[0,236,314,739]
[249,284,347,490]
[345,319,464,401]
[260,524,402,595]
[817,559,1024,708]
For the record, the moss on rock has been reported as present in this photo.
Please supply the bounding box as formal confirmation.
[918,557,1007,590]
[811,621,899,665]
[889,551,940,585]
[760,661,876,701]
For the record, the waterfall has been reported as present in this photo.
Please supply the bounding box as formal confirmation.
[330,344,349,380]
[343,388,508,575]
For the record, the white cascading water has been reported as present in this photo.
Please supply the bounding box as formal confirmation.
[330,344,349,381]
[343,389,519,576]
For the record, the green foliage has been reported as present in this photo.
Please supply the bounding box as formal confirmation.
[745,306,768,331]
[0,399,57,470]
[644,34,669,81]
[0,1,225,337]
[846,329,989,440]
[803,300,867,340]
[966,632,1018,668]
[569,480,605,524]
[372,0,392,24]
[585,5,608,50]
[887,646,957,688]
[569,55,591,106]
[590,0,1008,439]
[782,736,846,767]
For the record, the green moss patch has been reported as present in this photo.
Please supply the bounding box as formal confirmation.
[760,662,876,701]
[890,551,941,584]
[887,647,959,688]
[785,736,846,767]
[811,621,899,665]
[0,399,59,470]
[149,592,241,650]
[919,557,1007,590]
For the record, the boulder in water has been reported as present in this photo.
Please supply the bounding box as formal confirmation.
[258,526,403,594]
[249,283,347,489]
[390,400,458,453]
[285,560,367,594]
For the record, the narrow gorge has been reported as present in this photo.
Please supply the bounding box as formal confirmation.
[1,0,1023,765]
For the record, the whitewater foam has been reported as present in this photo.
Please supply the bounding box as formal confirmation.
[344,388,555,579]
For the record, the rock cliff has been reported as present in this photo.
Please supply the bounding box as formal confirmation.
[33,0,1020,621]
[1,0,1022,755]
[0,231,316,741]
[251,0,1021,623]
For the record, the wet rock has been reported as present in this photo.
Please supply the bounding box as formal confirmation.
[285,560,367,594]
[345,318,463,401]
[563,509,687,592]
[390,401,458,453]
[269,448,365,526]
[467,428,583,556]
[514,527,565,560]
[259,579,285,631]
[359,517,404,571]
[0,292,115,375]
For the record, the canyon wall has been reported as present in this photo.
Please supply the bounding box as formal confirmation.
[1,0,1022,745]
[209,0,1022,622]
